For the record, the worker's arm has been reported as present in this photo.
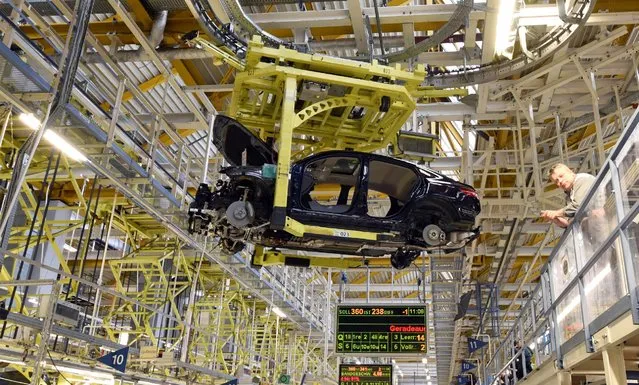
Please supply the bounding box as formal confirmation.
[540,208,565,220]
[553,216,571,228]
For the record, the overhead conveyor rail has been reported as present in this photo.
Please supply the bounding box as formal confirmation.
[185,0,249,58]
[426,0,597,87]
[188,0,598,87]
[476,108,639,385]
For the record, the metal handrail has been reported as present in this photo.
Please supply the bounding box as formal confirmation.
[479,107,639,385]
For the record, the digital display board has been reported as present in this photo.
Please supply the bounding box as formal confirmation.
[336,305,427,355]
[339,364,393,385]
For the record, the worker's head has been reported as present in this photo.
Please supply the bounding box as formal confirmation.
[514,340,522,350]
[548,163,576,192]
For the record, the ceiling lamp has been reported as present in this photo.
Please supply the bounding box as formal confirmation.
[19,113,87,162]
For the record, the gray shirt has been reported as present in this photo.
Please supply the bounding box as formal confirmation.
[563,173,597,218]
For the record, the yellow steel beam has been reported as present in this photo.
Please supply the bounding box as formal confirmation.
[413,87,469,98]
[441,123,461,156]
[252,246,364,269]
[22,21,451,48]
[443,121,464,147]
[100,69,178,112]
[283,216,387,241]
[192,36,245,71]
[125,0,153,30]
[247,37,425,85]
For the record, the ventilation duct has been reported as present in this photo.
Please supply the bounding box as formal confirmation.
[149,10,168,48]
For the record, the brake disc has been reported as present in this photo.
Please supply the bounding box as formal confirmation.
[423,224,446,246]
[226,200,255,228]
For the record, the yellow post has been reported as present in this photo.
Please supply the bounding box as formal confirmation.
[271,76,297,230]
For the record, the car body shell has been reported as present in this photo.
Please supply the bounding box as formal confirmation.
[286,150,479,242]
[188,115,480,257]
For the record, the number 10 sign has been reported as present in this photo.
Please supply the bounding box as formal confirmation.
[98,346,129,373]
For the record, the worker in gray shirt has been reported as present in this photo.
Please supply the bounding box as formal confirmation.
[542,163,621,317]
[540,163,602,228]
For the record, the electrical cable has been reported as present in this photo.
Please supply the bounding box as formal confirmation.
[46,348,71,385]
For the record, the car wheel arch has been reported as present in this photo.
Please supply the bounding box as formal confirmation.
[412,199,459,229]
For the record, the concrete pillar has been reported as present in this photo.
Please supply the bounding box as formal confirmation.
[556,371,571,385]
[602,344,627,385]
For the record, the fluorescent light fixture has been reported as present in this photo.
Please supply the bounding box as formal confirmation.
[428,382,432,385]
[355,359,361,364]
[19,112,41,129]
[427,375,431,380]
[43,130,88,162]
[272,307,287,318]
[392,359,396,364]
[494,0,519,58]
[19,112,87,162]
[63,243,77,253]
[441,272,453,281]
[422,358,428,364]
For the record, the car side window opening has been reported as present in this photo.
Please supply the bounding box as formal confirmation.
[367,160,418,218]
[302,156,361,214]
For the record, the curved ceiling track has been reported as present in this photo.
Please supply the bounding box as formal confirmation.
[220,0,289,49]
[557,0,586,24]
[186,0,248,58]
[382,0,474,63]
[425,0,597,87]
[229,0,475,64]
[188,0,597,89]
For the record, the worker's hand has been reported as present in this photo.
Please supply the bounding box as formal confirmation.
[540,209,561,220]
[590,208,606,217]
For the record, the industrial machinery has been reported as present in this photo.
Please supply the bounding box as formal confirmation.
[188,116,480,269]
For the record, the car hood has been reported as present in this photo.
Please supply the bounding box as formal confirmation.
[213,115,278,167]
